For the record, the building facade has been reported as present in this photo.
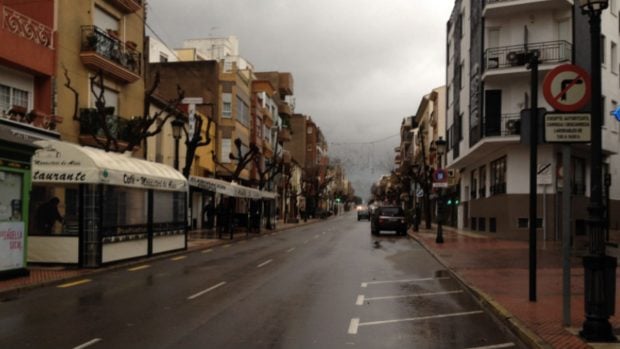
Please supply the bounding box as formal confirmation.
[446,1,620,238]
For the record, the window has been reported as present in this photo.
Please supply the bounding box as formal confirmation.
[307,127,313,134]
[459,61,464,90]
[159,54,168,63]
[488,28,500,48]
[222,93,232,118]
[602,95,606,126]
[612,41,618,73]
[470,169,477,199]
[0,84,30,116]
[0,170,23,222]
[490,156,506,195]
[236,96,250,127]
[479,165,486,198]
[220,138,231,163]
[572,157,586,195]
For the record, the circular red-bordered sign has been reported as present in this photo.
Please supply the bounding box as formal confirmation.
[543,64,591,112]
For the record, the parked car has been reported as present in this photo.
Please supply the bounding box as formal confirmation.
[371,206,407,235]
[357,205,370,220]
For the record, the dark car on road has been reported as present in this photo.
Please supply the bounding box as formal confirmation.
[357,205,370,220]
[371,206,407,235]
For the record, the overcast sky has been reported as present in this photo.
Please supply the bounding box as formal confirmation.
[146,0,455,198]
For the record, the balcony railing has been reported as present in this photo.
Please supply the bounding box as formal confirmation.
[482,113,521,137]
[484,40,571,71]
[2,6,53,48]
[79,108,132,143]
[80,26,141,83]
[105,0,142,13]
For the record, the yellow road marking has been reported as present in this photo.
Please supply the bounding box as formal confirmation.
[57,279,91,288]
[202,249,214,254]
[171,256,186,261]
[128,265,150,272]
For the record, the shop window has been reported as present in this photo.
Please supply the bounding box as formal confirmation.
[479,165,486,198]
[490,156,506,195]
[518,218,528,228]
[478,217,486,232]
[29,184,79,235]
[0,170,23,222]
[470,169,477,199]
[471,217,477,231]
[572,157,586,195]
[489,217,497,232]
[102,186,147,237]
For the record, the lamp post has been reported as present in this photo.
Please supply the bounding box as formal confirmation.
[434,137,447,244]
[579,0,617,342]
[171,117,184,171]
[412,163,421,232]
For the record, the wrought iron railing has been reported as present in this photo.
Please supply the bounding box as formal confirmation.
[80,25,141,75]
[2,5,53,48]
[482,113,522,137]
[79,108,132,142]
[484,40,571,71]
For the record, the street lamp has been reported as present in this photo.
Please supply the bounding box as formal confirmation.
[579,0,617,342]
[434,137,447,244]
[171,117,184,171]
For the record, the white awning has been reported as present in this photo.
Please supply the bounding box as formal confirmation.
[32,140,187,192]
[189,175,277,199]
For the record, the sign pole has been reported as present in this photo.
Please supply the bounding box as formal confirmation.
[528,51,539,302]
[562,144,572,326]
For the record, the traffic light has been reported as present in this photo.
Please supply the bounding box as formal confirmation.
[446,198,453,206]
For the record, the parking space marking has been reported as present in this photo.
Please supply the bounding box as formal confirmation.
[171,256,186,261]
[322,231,326,235]
[348,311,483,335]
[359,290,463,304]
[128,265,150,272]
[465,343,515,349]
[361,276,450,288]
[72,338,102,349]
[348,318,360,334]
[286,247,296,253]
[257,259,273,268]
[57,279,92,289]
[201,249,213,254]
[187,281,227,300]
[356,295,365,305]
[303,240,309,244]
[313,234,320,239]
[223,244,231,248]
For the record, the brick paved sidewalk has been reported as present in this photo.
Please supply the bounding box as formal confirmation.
[412,227,620,349]
[0,218,320,297]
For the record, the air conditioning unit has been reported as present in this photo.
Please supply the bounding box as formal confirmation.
[505,119,520,135]
[506,51,526,66]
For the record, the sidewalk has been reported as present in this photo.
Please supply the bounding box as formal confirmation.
[411,226,620,349]
[0,218,319,298]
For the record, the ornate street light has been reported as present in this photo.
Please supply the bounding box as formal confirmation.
[579,0,617,343]
[435,137,447,244]
[171,117,184,171]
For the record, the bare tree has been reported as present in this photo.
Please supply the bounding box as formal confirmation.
[64,68,185,153]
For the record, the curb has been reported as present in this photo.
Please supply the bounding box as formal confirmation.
[0,218,326,298]
[408,230,553,349]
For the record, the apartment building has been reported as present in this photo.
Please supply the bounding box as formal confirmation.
[446,1,620,238]
[0,0,56,278]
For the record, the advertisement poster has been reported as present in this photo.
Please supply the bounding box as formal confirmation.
[0,222,25,272]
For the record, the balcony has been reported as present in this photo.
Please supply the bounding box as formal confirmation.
[483,0,573,17]
[78,108,133,148]
[79,26,141,84]
[105,0,142,13]
[278,73,294,96]
[278,101,292,117]
[482,113,521,138]
[277,128,292,142]
[484,40,571,76]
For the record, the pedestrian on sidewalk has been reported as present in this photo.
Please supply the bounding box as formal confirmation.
[35,197,63,234]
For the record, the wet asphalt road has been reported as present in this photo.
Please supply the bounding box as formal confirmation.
[0,214,524,349]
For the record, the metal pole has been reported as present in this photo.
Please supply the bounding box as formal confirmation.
[528,51,539,302]
[581,7,617,341]
[562,144,572,327]
[174,137,180,171]
[436,153,444,244]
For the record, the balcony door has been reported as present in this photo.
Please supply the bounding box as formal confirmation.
[94,6,119,33]
[484,90,502,136]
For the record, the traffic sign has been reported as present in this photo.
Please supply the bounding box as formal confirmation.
[543,64,591,112]
[432,169,448,188]
[537,163,552,185]
[544,113,591,143]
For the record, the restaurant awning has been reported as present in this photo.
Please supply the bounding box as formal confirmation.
[32,140,187,191]
[189,175,277,199]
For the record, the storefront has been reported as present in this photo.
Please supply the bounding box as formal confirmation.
[188,176,277,232]
[29,140,188,268]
